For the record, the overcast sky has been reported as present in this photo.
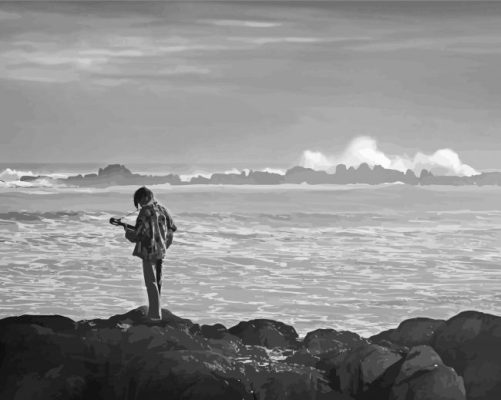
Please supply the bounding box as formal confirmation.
[0,1,500,169]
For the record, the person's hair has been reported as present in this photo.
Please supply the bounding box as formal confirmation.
[133,186,154,209]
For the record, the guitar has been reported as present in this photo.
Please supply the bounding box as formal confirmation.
[109,217,135,231]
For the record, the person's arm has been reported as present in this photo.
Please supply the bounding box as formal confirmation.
[162,206,177,232]
[125,209,146,243]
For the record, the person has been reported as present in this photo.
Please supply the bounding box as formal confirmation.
[124,186,177,320]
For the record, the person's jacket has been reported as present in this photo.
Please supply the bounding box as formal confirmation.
[126,201,177,261]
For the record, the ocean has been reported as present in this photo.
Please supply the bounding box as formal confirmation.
[1,163,500,337]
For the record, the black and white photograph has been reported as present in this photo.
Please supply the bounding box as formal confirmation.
[0,1,500,399]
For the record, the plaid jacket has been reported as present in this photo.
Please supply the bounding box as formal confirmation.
[128,201,177,261]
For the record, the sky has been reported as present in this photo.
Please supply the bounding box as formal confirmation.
[0,1,501,171]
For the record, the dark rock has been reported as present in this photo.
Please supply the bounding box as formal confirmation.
[390,345,466,400]
[392,366,466,400]
[77,306,199,334]
[124,324,208,353]
[284,349,320,368]
[303,328,366,357]
[201,323,229,339]
[370,338,409,354]
[370,317,445,348]
[1,308,497,400]
[394,345,442,381]
[229,319,300,349]
[431,310,501,400]
[0,323,91,399]
[0,314,76,332]
[250,367,351,400]
[7,365,87,400]
[80,327,124,363]
[329,343,403,398]
[113,350,251,400]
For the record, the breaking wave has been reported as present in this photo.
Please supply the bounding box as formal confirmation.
[0,168,69,182]
[300,136,478,176]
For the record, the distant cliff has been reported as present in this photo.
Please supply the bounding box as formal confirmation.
[20,163,501,187]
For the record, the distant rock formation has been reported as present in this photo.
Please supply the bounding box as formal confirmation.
[63,164,181,187]
[1,307,498,399]
[19,163,501,187]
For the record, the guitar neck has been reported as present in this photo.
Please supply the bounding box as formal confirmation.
[110,218,136,231]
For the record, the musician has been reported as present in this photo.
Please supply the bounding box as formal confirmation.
[124,186,177,321]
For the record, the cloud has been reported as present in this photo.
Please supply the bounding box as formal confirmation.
[0,10,21,21]
[228,36,372,46]
[204,19,282,28]
[228,36,327,45]
[352,35,501,55]
[0,36,223,84]
[300,136,478,176]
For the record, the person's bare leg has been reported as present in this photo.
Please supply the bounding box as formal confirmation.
[155,259,163,295]
[142,259,161,319]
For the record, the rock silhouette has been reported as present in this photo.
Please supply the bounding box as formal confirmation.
[19,163,501,187]
[228,318,300,349]
[431,311,501,400]
[369,317,445,349]
[389,345,466,400]
[0,308,500,399]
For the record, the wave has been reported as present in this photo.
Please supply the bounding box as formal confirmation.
[0,168,69,182]
[0,179,65,189]
[0,168,70,190]
[0,168,36,182]
[0,210,112,222]
[300,136,478,177]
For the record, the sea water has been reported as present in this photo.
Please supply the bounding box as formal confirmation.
[1,182,500,337]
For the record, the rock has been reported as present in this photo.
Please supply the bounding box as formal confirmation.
[251,367,351,400]
[7,365,87,400]
[303,328,366,357]
[97,164,132,177]
[0,314,76,332]
[329,343,403,398]
[431,310,501,400]
[124,324,208,354]
[200,323,274,361]
[1,308,497,400]
[0,323,93,399]
[370,317,445,348]
[394,345,443,380]
[114,350,251,400]
[228,319,300,349]
[390,345,466,400]
[78,306,199,334]
[81,327,124,363]
[201,323,229,339]
[284,349,320,368]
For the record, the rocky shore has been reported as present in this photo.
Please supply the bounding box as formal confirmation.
[1,308,499,400]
